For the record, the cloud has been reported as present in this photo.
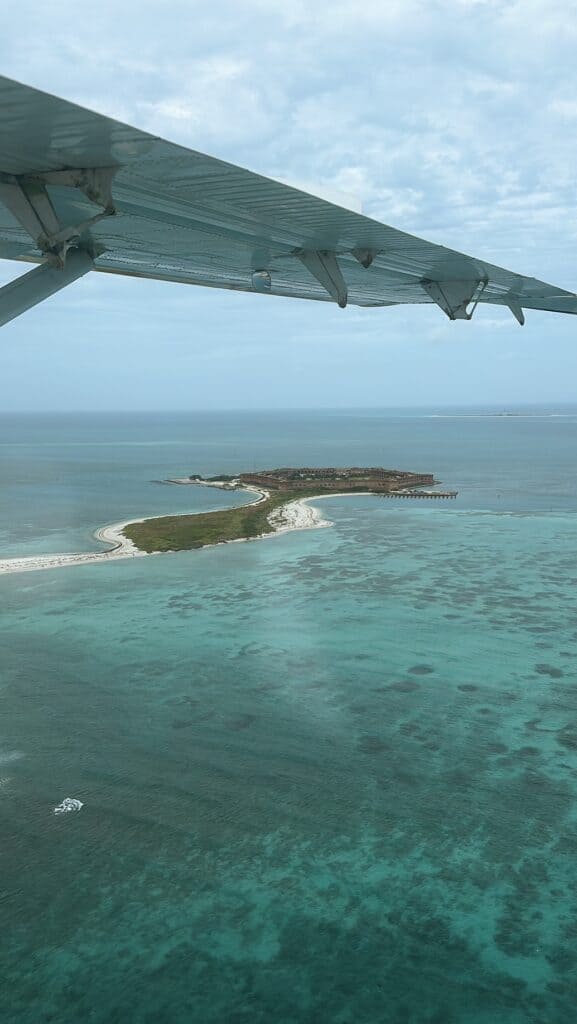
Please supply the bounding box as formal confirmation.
[550,98,577,120]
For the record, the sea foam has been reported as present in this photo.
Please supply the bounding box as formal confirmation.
[53,797,84,815]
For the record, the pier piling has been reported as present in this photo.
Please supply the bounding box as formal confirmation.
[385,490,457,499]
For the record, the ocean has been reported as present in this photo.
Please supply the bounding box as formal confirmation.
[1,408,577,1023]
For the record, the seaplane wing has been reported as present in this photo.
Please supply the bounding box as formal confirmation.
[1,74,576,328]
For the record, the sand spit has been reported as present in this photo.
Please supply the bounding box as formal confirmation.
[0,489,357,576]
[0,519,147,575]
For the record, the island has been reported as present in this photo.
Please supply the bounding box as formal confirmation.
[0,466,455,575]
[123,467,436,553]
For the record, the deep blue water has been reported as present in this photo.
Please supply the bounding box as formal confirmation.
[2,408,577,1023]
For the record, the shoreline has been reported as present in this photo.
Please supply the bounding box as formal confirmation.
[0,486,343,576]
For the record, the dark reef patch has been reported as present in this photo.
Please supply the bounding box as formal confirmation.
[358,735,389,754]
[389,680,421,693]
[555,728,577,751]
[226,713,257,732]
[525,718,558,734]
[535,664,564,678]
[399,722,421,736]
[553,833,577,855]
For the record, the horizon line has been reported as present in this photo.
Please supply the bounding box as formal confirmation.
[2,401,577,416]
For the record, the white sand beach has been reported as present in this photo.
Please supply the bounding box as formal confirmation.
[0,519,148,575]
[0,486,346,575]
[266,496,332,535]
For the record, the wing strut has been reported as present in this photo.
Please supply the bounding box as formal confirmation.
[0,249,94,327]
[0,166,117,324]
[0,167,116,266]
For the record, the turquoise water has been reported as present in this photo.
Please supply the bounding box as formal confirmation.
[2,410,577,1022]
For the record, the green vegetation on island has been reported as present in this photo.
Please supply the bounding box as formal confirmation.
[123,488,322,553]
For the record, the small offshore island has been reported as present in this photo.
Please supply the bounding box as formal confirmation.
[0,466,446,574]
[124,467,436,553]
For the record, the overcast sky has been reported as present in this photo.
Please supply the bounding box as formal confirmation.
[1,0,577,411]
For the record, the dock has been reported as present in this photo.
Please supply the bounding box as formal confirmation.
[385,490,458,499]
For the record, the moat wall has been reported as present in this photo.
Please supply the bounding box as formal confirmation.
[239,471,435,492]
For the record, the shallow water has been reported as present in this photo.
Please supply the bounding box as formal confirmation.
[2,410,577,1022]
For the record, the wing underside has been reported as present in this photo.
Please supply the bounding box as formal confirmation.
[0,74,576,327]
